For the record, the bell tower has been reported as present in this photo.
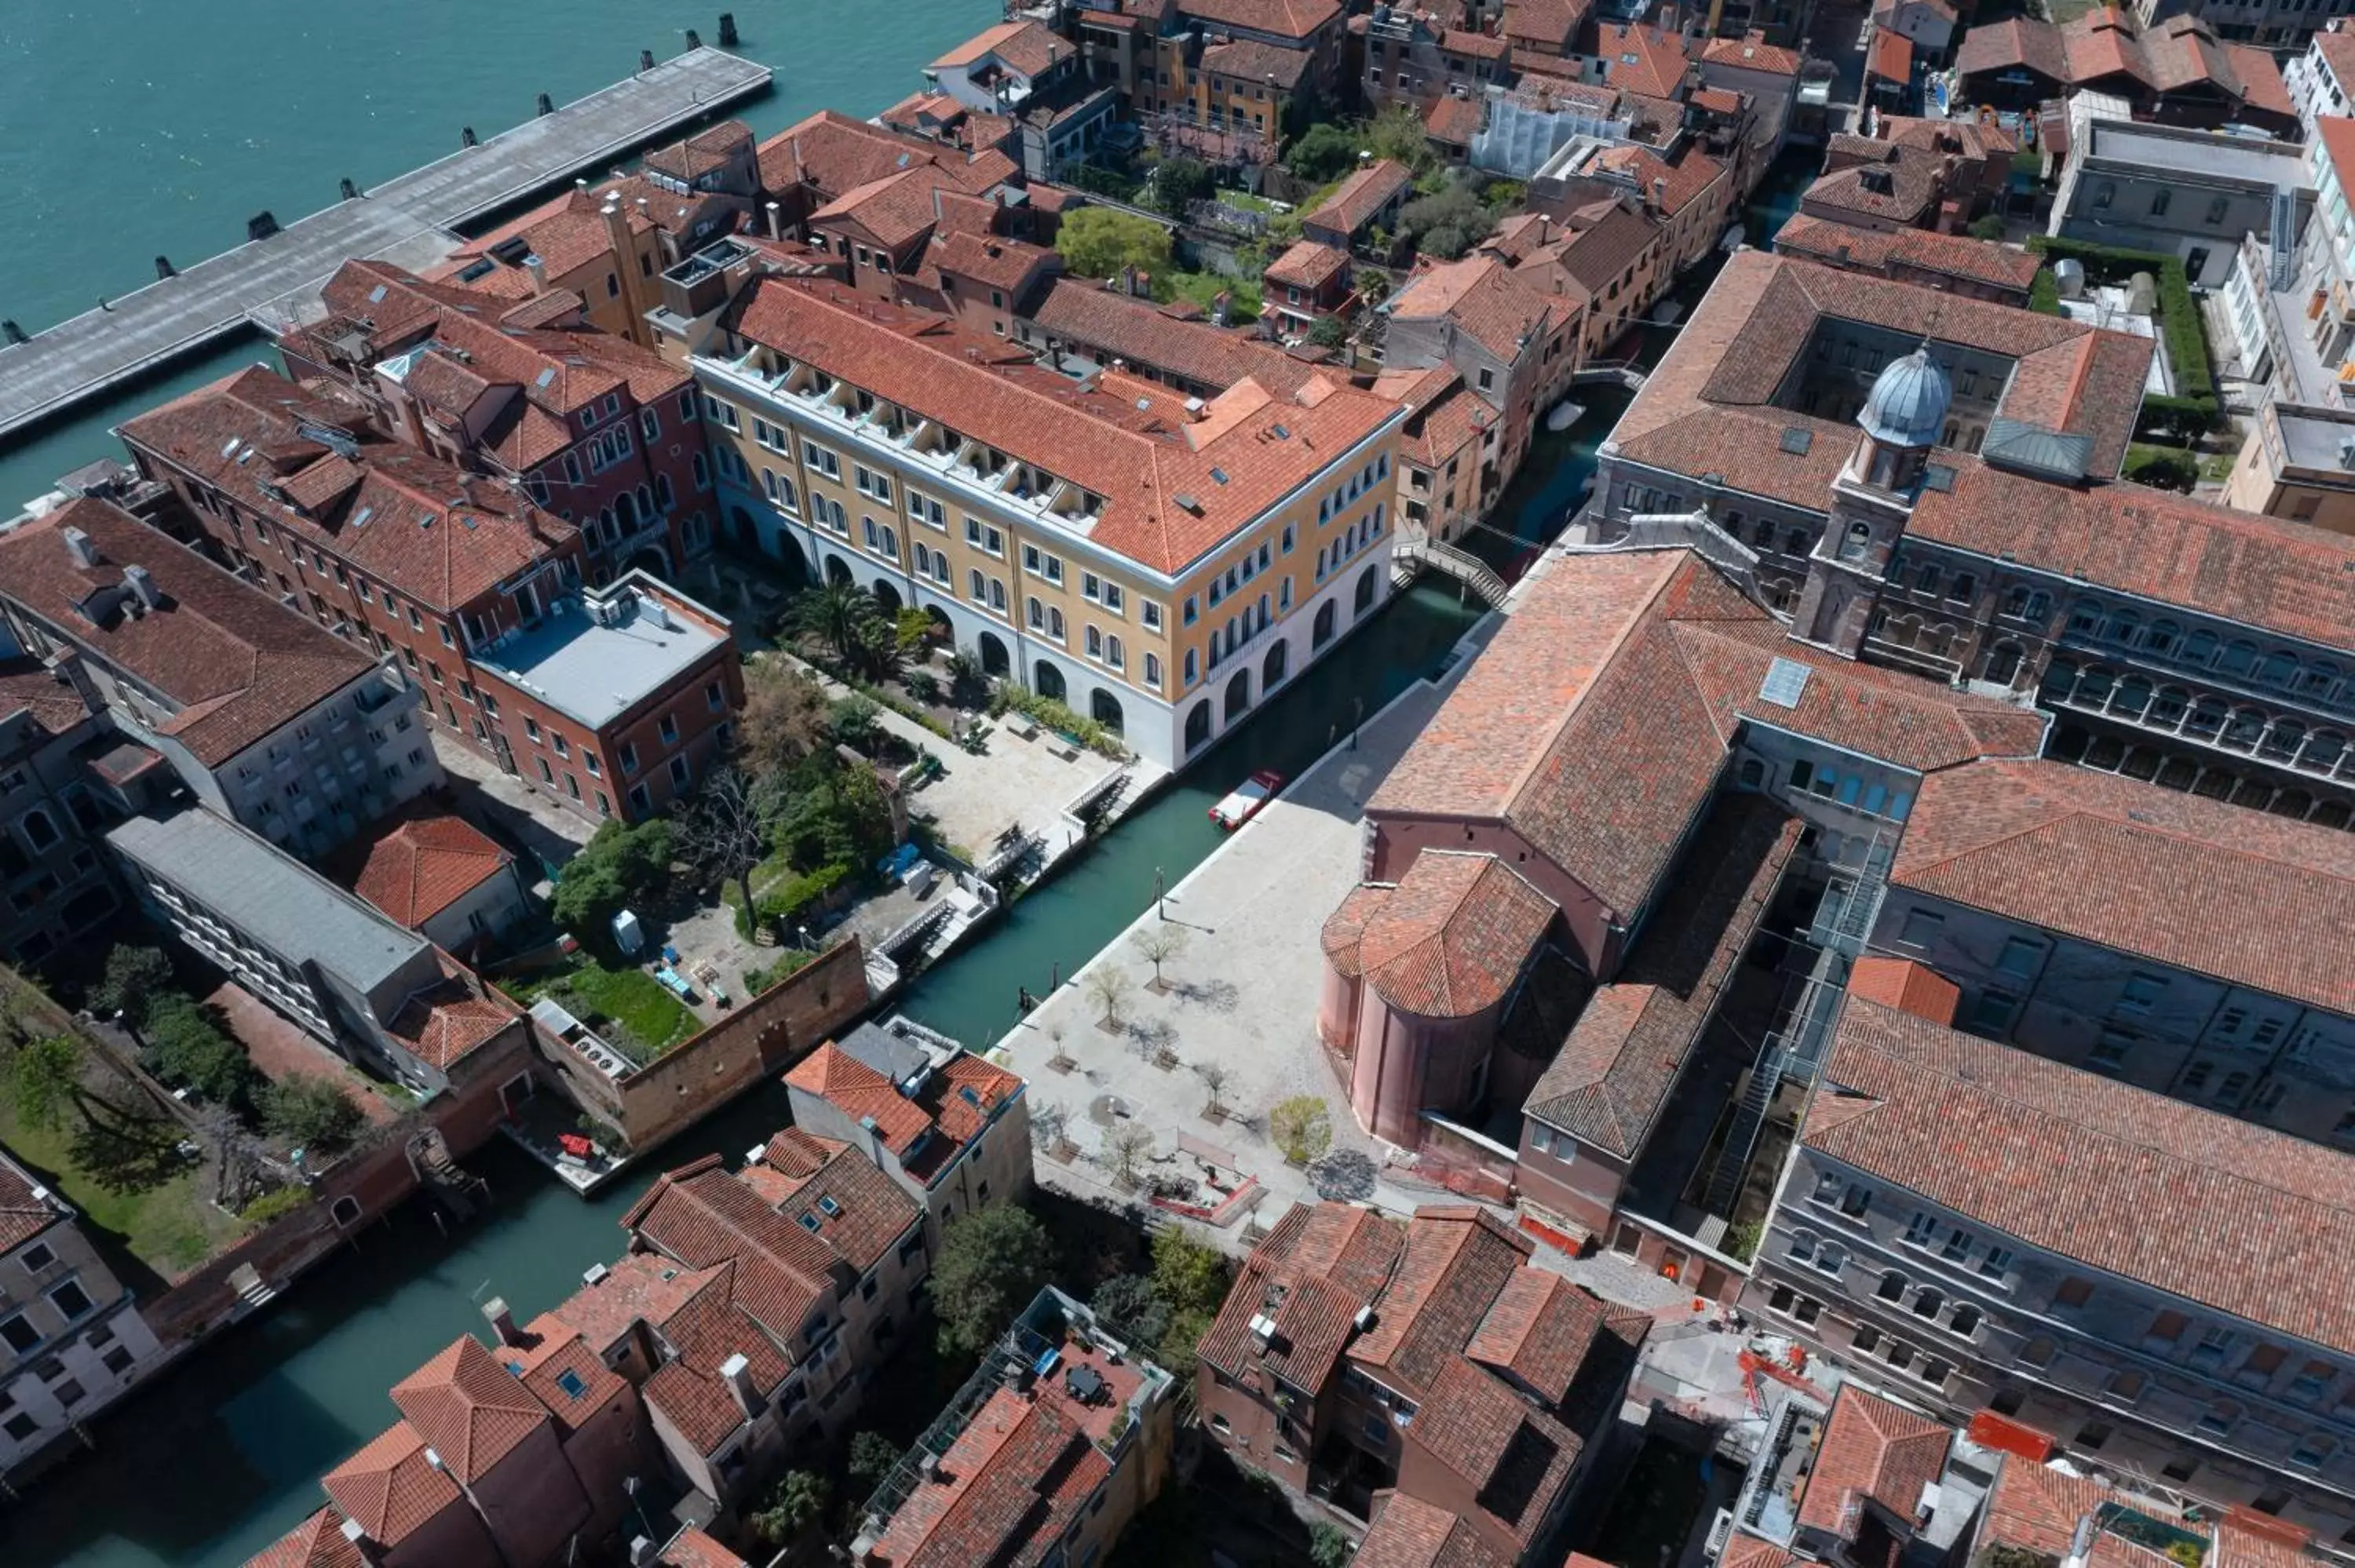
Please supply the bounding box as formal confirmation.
[1791,345,1951,658]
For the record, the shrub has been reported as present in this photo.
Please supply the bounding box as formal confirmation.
[827,692,885,752]
[1150,155,1217,219]
[739,861,854,941]
[1269,1095,1333,1165]
[1968,213,2006,240]
[893,606,933,654]
[1311,1521,1354,1568]
[260,1074,367,1153]
[933,1204,1056,1355]
[988,683,1130,759]
[743,946,819,995]
[1287,122,1362,183]
[904,669,940,704]
[1308,314,1349,349]
[239,1187,313,1225]
[1056,206,1173,283]
[144,996,262,1111]
[1397,178,1492,261]
[550,819,674,941]
[2123,446,2198,492]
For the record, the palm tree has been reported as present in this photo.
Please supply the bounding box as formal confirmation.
[790,583,882,669]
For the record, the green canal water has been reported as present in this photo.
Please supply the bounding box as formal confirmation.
[2,577,1482,1568]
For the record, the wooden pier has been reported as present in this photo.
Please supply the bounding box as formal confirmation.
[0,47,771,442]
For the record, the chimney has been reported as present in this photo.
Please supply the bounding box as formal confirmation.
[629,1539,661,1566]
[481,1295,525,1347]
[766,199,784,240]
[122,564,162,612]
[582,1261,610,1288]
[720,1351,762,1418]
[524,253,548,289]
[339,1515,389,1566]
[1649,176,1668,213]
[61,527,98,569]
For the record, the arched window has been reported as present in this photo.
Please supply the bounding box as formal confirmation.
[2149,686,2189,727]
[1842,522,1872,562]
[1875,1270,1908,1301]
[1752,518,1777,549]
[2076,666,2115,706]
[2222,708,2267,750]
[2306,731,2347,774]
[1785,527,1811,556]
[2104,608,2140,646]
[1984,643,2023,685]
[2258,651,2298,689]
[2111,676,2152,718]
[2185,697,2227,740]
[1950,1304,1983,1337]
[2003,585,2031,618]
[1184,700,1211,753]
[2219,640,2258,676]
[1788,1228,1819,1263]
[2299,662,2341,698]
[2182,628,2218,665]
[2144,621,2181,657]
[1912,1287,1944,1320]
[1107,635,1124,670]
[2262,719,2306,762]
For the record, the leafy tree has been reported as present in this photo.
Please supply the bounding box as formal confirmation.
[1969,213,2007,240]
[1269,1095,1333,1165]
[1084,965,1135,1029]
[1397,179,1493,261]
[1150,1225,1232,1318]
[550,818,674,939]
[1364,104,1437,173]
[848,1429,903,1496]
[1287,122,1363,184]
[736,657,830,781]
[751,1469,831,1547]
[1308,314,1350,349]
[1311,1519,1354,1568]
[11,1035,98,1132]
[791,583,898,679]
[771,755,896,872]
[1091,1272,1172,1346]
[944,648,988,707]
[1151,155,1218,219]
[932,1203,1055,1355]
[1056,206,1174,284]
[92,946,173,1040]
[1156,1306,1217,1378]
[675,765,774,920]
[260,1074,366,1154]
[827,692,885,753]
[1130,924,1187,986]
[144,997,261,1111]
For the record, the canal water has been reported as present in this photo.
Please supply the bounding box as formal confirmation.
[0,0,1004,509]
[2,576,1482,1568]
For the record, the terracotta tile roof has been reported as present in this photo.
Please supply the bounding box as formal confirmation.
[1871,29,1915,82]
[1957,16,2065,82]
[383,953,522,1071]
[1199,1202,1403,1383]
[1265,239,1350,292]
[1845,957,1958,1025]
[736,279,1396,574]
[1701,31,1803,75]
[1772,213,2040,292]
[1809,997,2355,1355]
[1460,1267,1627,1410]
[928,231,1057,295]
[758,109,951,200]
[659,1527,751,1568]
[869,1384,1112,1568]
[1392,370,1490,470]
[783,1041,1020,1183]
[0,498,378,768]
[1691,86,1744,114]
[116,366,575,614]
[1544,202,1663,295]
[1204,36,1315,87]
[1597,22,1694,97]
[0,1152,62,1255]
[1349,1207,1531,1395]
[349,811,512,931]
[1356,1491,1514,1568]
[816,164,988,253]
[389,1334,550,1485]
[322,1422,462,1547]
[1725,1537,1803,1568]
[0,657,97,739]
[499,1317,630,1433]
[1424,95,1486,147]
[1331,851,1560,1019]
[644,121,754,183]
[1893,759,2355,1016]
[1177,0,1340,40]
[1980,1453,2182,1568]
[1878,114,2015,159]
[1591,143,1727,220]
[931,19,1067,77]
[1805,138,1949,225]
[1389,255,1568,364]
[549,1250,730,1358]
[641,1261,794,1456]
[1524,796,1801,1153]
[1303,160,1415,239]
[1957,7,2275,110]
[1795,1384,1951,1537]
[1503,0,1587,49]
[1408,1355,1583,1548]
[243,1508,366,1568]
[1371,549,2037,921]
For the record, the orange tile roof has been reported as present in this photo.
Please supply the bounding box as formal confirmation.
[1356,1492,1514,1568]
[1794,1384,1951,1537]
[0,1153,63,1255]
[0,498,378,768]
[1701,31,1802,75]
[930,19,1067,76]
[322,1422,462,1547]
[1846,957,1959,1025]
[389,1335,550,1485]
[243,1508,366,1568]
[1349,1207,1531,1395]
[383,952,522,1070]
[1408,1355,1583,1548]
[1871,28,1914,82]
[660,1527,752,1568]
[1597,22,1693,97]
[1389,254,1569,364]
[868,1385,1112,1568]
[1265,239,1350,292]
[1772,213,2041,293]
[1330,851,1559,1019]
[1178,0,1339,39]
[1304,161,1414,239]
[732,279,1397,575]
[1809,997,2355,1355]
[350,812,512,931]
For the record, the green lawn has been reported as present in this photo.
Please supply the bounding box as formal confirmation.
[0,1082,248,1282]
[518,961,699,1064]
[1163,269,1262,323]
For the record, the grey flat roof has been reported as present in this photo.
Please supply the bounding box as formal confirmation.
[2086,121,2306,190]
[2277,407,2355,476]
[472,585,725,731]
[108,808,428,994]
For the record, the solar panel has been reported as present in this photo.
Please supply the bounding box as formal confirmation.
[1759,656,1812,709]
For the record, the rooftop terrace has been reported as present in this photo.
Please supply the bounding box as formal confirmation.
[471,573,728,731]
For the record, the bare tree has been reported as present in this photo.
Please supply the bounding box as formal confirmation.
[1029,1101,1069,1152]
[1103,1122,1156,1188]
[736,657,831,781]
[1194,1060,1232,1120]
[1130,924,1188,991]
[1083,966,1135,1030]
[674,764,772,919]
[1046,1024,1075,1074]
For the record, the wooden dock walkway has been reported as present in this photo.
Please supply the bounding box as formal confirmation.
[0,47,770,443]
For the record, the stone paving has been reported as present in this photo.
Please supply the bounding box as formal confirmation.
[985,669,1463,1251]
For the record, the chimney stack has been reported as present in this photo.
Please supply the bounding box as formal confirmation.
[482,1295,525,1347]
[629,1539,661,1566]
[62,527,98,569]
[122,564,162,612]
[720,1351,762,1419]
[766,199,784,240]
[339,1515,389,1566]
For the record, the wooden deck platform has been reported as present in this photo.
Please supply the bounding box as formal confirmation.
[0,47,771,443]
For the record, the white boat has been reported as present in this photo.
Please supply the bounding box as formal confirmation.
[1208,769,1283,830]
[1545,399,1586,432]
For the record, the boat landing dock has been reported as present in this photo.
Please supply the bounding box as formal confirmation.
[0,46,771,442]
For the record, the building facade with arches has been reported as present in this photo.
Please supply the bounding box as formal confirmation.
[692,276,1404,771]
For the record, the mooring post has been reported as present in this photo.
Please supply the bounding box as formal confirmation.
[2,320,26,345]
[461,126,478,148]
[718,12,739,46]
[640,48,655,72]
[154,256,175,280]
[339,177,359,200]
[685,27,703,49]
[536,92,553,116]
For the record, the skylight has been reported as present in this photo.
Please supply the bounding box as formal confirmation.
[1778,427,1814,456]
[1758,657,1812,709]
[817,1195,842,1217]
[556,1369,589,1400]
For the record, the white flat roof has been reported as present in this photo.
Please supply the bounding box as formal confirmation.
[474,583,726,731]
